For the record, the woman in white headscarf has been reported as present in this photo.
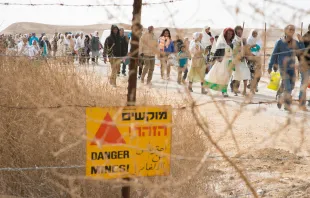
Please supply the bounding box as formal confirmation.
[188,32,207,94]
[29,40,41,58]
[245,29,262,93]
[201,26,211,48]
[204,28,235,97]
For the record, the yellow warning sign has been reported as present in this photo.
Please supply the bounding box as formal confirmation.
[86,106,172,179]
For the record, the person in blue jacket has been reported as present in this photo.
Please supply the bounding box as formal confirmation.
[158,28,175,80]
[268,24,305,111]
[29,33,39,46]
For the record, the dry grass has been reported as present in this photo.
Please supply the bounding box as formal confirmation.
[0,57,214,198]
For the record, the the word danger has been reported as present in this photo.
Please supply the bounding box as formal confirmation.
[122,111,168,121]
[91,151,130,160]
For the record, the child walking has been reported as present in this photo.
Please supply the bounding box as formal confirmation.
[177,45,189,84]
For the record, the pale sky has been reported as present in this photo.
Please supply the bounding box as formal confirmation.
[0,0,309,32]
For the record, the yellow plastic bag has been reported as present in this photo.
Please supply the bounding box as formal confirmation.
[267,71,281,91]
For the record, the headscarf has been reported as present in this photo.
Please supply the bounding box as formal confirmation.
[233,32,244,57]
[201,26,212,48]
[247,29,258,46]
[189,32,203,54]
[216,28,234,50]
[29,40,40,57]
[93,31,99,37]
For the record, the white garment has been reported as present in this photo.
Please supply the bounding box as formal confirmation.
[17,42,30,56]
[205,30,233,91]
[205,47,233,87]
[29,44,40,57]
[247,29,259,46]
[201,26,212,49]
[232,35,250,81]
[247,29,262,56]
[233,62,250,81]
[189,32,202,54]
[75,36,85,51]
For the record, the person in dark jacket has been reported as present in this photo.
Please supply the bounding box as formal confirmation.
[91,31,101,64]
[39,33,45,48]
[302,24,310,107]
[103,25,125,87]
[302,24,310,48]
[118,28,129,76]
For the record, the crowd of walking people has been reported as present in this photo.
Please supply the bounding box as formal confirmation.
[0,23,309,111]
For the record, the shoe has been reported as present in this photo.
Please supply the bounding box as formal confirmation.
[222,93,229,97]
[247,84,251,89]
[284,107,292,112]
[201,88,207,95]
[138,75,141,79]
[147,82,152,86]
[242,91,247,96]
[188,82,193,92]
[122,73,127,76]
[276,93,282,109]
[177,81,181,85]
[308,101,310,107]
[234,93,238,96]
[117,73,120,77]
[299,106,308,112]
[256,87,259,92]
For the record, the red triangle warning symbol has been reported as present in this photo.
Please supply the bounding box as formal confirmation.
[90,113,126,146]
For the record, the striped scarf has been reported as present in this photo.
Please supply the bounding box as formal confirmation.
[159,36,171,51]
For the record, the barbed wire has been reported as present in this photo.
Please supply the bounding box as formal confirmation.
[0,0,184,7]
[0,153,309,172]
[0,165,84,171]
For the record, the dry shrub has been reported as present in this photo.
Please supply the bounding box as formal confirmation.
[0,57,215,197]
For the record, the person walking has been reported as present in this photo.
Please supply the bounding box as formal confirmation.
[91,31,101,65]
[158,28,175,80]
[302,24,310,107]
[188,32,207,94]
[205,28,235,97]
[103,25,124,87]
[139,26,158,85]
[246,29,263,94]
[299,46,310,111]
[268,25,305,111]
[177,45,189,84]
[51,32,58,57]
[230,26,251,96]
[118,28,129,76]
[83,35,91,65]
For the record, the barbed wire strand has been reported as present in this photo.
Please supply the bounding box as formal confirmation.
[0,0,184,7]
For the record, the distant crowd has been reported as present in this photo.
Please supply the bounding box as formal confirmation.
[0,23,310,111]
